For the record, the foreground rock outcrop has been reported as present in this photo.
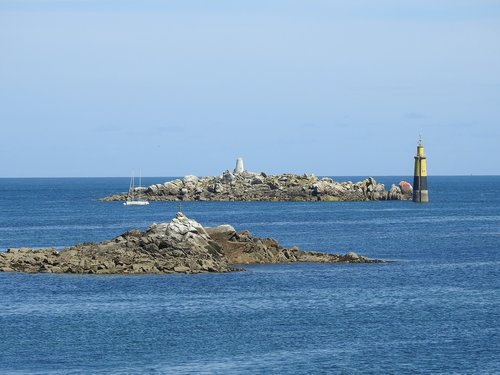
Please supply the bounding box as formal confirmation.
[205,224,375,265]
[0,213,384,274]
[102,172,412,202]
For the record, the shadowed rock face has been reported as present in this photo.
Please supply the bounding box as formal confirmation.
[0,213,385,275]
[102,172,412,202]
[205,226,376,265]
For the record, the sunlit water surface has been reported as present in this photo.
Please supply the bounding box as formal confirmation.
[0,176,499,374]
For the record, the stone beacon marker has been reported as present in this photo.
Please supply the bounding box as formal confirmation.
[413,137,429,203]
[234,157,245,174]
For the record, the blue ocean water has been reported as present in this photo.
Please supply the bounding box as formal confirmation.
[0,176,499,374]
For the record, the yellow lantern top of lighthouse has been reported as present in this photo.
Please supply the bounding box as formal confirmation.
[417,136,425,157]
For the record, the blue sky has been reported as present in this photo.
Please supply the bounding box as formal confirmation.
[1,1,499,177]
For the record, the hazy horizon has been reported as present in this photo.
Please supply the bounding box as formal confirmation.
[0,173,498,179]
[1,1,499,177]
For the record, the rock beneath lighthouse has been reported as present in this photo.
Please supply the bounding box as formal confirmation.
[389,184,402,200]
[399,181,413,195]
[388,181,413,200]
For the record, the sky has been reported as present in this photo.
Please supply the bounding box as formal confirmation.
[1,0,499,177]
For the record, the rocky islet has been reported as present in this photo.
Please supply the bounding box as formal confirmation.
[102,170,413,202]
[0,213,384,274]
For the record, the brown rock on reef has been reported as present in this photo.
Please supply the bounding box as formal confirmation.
[205,226,380,265]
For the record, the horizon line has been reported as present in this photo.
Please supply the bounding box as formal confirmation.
[0,174,498,179]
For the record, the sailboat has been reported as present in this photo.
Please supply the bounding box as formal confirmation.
[124,171,149,206]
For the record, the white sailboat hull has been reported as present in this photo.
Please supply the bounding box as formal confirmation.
[123,200,149,206]
[124,170,149,206]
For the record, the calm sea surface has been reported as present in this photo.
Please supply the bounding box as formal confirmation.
[0,176,499,374]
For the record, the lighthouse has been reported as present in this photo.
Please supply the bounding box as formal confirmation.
[413,137,429,203]
[234,157,245,174]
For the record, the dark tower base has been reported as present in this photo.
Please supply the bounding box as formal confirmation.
[413,139,429,203]
[413,189,429,203]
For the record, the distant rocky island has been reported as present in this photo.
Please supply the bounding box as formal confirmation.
[101,159,413,202]
[0,213,384,274]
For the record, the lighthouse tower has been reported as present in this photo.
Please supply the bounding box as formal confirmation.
[413,137,429,203]
[234,157,245,174]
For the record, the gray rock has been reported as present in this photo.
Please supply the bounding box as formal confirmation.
[222,171,235,183]
[389,184,402,200]
[251,176,264,185]
[346,251,360,260]
[183,175,199,185]
[173,266,191,273]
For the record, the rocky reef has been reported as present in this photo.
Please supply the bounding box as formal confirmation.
[102,170,413,202]
[0,213,383,274]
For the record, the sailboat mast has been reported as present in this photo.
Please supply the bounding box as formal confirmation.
[123,168,149,205]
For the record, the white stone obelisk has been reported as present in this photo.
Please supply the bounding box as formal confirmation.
[234,157,244,174]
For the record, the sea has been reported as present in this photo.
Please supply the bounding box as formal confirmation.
[0,176,499,374]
